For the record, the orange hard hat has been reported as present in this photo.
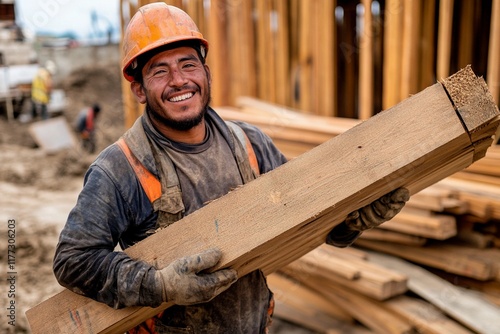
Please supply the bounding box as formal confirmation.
[122,3,209,82]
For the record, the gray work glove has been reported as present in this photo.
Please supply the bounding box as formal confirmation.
[155,248,238,306]
[345,187,410,231]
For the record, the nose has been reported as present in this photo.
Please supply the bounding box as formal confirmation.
[169,68,188,87]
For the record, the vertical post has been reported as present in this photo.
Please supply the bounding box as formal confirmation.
[359,0,373,119]
[437,0,454,80]
[400,0,421,100]
[382,0,403,110]
[318,0,336,117]
[419,0,436,91]
[208,0,229,107]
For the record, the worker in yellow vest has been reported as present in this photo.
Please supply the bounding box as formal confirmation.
[31,60,56,120]
[53,3,410,333]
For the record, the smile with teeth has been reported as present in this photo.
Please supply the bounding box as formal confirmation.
[169,92,193,102]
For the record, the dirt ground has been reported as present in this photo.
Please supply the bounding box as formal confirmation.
[0,63,317,333]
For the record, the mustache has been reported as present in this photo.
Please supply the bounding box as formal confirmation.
[162,85,199,100]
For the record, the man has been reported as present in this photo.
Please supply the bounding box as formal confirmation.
[75,103,101,153]
[31,60,56,120]
[53,3,409,333]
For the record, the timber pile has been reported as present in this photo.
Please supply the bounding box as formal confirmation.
[26,67,500,334]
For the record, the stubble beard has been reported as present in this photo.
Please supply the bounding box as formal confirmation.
[146,93,211,131]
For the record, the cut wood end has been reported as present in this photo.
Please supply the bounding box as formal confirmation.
[440,65,500,143]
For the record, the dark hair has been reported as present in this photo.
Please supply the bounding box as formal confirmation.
[92,103,101,114]
[129,40,206,83]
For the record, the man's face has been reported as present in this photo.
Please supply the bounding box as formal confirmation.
[132,46,211,131]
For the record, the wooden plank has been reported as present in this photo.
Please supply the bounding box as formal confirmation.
[377,207,457,240]
[366,251,500,334]
[26,68,500,333]
[407,186,467,212]
[283,245,408,301]
[267,273,354,330]
[360,228,428,246]
[315,281,413,334]
[296,245,362,280]
[355,239,495,280]
[385,296,474,334]
[436,177,500,219]
[452,171,500,187]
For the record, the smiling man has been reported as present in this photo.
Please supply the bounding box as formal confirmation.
[53,3,409,334]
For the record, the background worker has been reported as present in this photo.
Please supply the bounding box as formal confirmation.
[31,60,56,120]
[75,103,101,153]
[53,3,409,333]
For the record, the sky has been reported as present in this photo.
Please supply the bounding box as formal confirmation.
[14,0,121,44]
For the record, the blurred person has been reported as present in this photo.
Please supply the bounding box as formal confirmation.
[75,103,101,153]
[53,3,410,333]
[31,60,56,120]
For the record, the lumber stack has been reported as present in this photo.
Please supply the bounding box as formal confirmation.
[26,67,499,334]
[271,246,491,333]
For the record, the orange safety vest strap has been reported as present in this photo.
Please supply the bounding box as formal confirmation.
[242,129,260,177]
[117,138,162,203]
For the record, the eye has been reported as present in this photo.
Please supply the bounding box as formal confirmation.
[149,68,169,79]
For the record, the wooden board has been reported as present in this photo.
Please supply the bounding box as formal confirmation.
[355,239,496,281]
[26,67,500,334]
[282,245,408,301]
[385,296,474,334]
[366,250,500,334]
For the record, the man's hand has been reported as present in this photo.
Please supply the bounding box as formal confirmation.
[345,187,410,231]
[156,248,238,306]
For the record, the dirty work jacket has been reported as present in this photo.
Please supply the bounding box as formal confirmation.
[54,108,288,333]
[53,107,360,333]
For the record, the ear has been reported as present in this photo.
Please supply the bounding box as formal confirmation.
[130,81,146,104]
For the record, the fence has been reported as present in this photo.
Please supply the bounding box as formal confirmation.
[120,0,500,128]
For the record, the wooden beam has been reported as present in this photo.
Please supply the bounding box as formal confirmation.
[355,239,496,281]
[26,67,500,334]
[282,245,408,301]
[384,296,474,334]
[378,207,457,240]
[366,250,500,334]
